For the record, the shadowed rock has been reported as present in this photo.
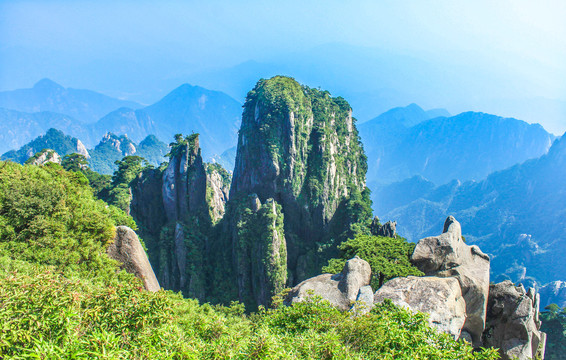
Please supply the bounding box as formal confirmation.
[482,280,546,360]
[107,226,160,292]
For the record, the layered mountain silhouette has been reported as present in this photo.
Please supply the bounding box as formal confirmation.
[379,133,566,286]
[360,104,554,186]
[0,79,142,123]
[1,128,168,174]
[0,80,242,159]
[92,84,241,158]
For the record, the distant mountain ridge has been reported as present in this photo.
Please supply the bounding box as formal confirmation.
[0,79,142,123]
[1,128,168,175]
[1,128,89,163]
[360,104,554,187]
[92,84,241,159]
[379,133,566,287]
[0,80,242,159]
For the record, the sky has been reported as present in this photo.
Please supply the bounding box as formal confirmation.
[1,0,565,133]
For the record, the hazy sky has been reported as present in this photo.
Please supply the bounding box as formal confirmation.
[1,0,565,132]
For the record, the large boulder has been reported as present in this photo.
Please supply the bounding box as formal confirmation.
[107,226,160,292]
[482,281,546,360]
[285,256,371,310]
[374,276,466,339]
[411,216,490,346]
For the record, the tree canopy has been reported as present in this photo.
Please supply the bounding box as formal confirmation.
[323,233,423,289]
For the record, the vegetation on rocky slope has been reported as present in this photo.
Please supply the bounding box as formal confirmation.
[0,160,499,359]
[323,234,424,289]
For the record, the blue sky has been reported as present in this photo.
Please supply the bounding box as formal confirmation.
[1,0,565,133]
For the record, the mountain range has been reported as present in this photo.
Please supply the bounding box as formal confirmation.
[360,104,554,187]
[377,132,566,287]
[0,78,142,123]
[0,80,242,159]
[1,128,168,174]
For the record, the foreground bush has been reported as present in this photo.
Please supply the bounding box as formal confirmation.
[0,161,135,281]
[0,161,499,359]
[0,256,499,359]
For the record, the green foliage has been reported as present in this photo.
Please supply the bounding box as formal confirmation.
[107,155,149,212]
[168,133,200,159]
[0,160,135,281]
[23,149,58,165]
[540,304,566,359]
[0,157,498,359]
[62,153,112,198]
[1,128,81,164]
[0,256,498,359]
[323,234,424,289]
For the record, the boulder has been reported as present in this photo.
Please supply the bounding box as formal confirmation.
[351,285,374,314]
[482,281,546,360]
[285,256,371,311]
[374,276,466,339]
[107,226,160,292]
[411,216,490,346]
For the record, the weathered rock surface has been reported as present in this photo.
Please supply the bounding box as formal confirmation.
[370,217,397,238]
[285,256,371,311]
[107,226,160,292]
[27,149,62,166]
[229,76,370,293]
[482,280,546,360]
[205,164,231,222]
[374,276,466,338]
[411,215,490,346]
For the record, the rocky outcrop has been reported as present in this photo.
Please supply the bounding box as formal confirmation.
[27,149,62,166]
[411,216,490,346]
[285,256,371,311]
[101,132,137,156]
[130,134,232,302]
[107,226,160,292]
[482,281,546,360]
[75,139,90,158]
[228,76,371,307]
[205,163,231,222]
[131,78,371,309]
[162,135,207,222]
[370,217,397,238]
[374,276,466,338]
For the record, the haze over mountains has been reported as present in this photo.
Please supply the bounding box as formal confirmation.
[0,78,142,123]
[0,80,242,158]
[360,104,554,186]
[378,132,566,288]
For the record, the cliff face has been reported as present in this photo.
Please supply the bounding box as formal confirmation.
[228,76,371,306]
[131,134,231,301]
[131,77,371,309]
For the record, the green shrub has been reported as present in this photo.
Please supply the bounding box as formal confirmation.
[0,161,135,281]
[0,257,499,359]
[323,234,424,289]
